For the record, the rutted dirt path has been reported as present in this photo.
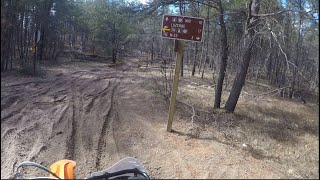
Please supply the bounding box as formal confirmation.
[1,58,318,179]
[1,60,127,178]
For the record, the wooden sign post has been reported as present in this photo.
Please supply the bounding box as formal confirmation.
[161,15,204,132]
[167,40,184,132]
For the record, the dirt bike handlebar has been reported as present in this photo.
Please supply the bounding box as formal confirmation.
[14,161,150,179]
[87,168,150,179]
[14,161,61,179]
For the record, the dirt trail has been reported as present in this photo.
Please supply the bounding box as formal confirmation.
[1,60,126,178]
[1,58,318,179]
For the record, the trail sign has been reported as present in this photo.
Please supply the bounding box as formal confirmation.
[163,15,205,132]
[161,15,205,42]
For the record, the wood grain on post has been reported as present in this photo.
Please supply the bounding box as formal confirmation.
[167,40,185,132]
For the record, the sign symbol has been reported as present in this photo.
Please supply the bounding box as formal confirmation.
[162,26,170,32]
[165,17,169,21]
[199,21,203,25]
[182,29,188,34]
[178,18,183,23]
[177,29,181,33]
[172,17,177,22]
[196,37,200,40]
[32,43,37,53]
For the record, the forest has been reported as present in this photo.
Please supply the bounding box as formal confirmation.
[1,0,319,111]
[1,0,319,179]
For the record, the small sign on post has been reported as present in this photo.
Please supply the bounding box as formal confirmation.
[161,15,205,42]
[163,15,204,132]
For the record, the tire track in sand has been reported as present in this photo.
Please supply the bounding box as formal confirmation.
[65,82,76,160]
[85,81,111,113]
[95,83,119,170]
[65,78,87,165]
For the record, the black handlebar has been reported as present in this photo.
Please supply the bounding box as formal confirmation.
[87,168,150,179]
[14,159,151,180]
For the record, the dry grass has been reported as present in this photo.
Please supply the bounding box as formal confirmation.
[234,97,319,178]
[141,61,319,179]
[3,56,317,179]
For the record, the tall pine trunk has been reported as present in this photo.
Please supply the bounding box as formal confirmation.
[224,0,261,113]
[214,0,228,109]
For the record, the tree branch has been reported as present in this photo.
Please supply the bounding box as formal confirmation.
[251,10,287,17]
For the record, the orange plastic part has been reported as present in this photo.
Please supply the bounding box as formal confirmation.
[49,160,76,179]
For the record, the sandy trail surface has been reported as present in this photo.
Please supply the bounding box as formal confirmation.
[1,58,317,179]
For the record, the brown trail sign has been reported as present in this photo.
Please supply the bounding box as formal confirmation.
[163,15,204,132]
[161,15,205,42]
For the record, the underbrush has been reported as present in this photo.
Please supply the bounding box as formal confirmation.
[142,61,319,179]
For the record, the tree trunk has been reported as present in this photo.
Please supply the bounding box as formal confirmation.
[180,53,184,76]
[112,23,117,63]
[52,41,56,59]
[23,12,29,60]
[82,33,86,51]
[211,26,217,72]
[191,1,199,77]
[19,12,24,61]
[151,37,154,64]
[192,43,198,76]
[33,28,39,74]
[267,33,273,80]
[224,0,261,113]
[112,48,117,63]
[39,29,45,61]
[290,0,303,99]
[214,0,228,109]
[202,4,211,79]
[5,30,12,71]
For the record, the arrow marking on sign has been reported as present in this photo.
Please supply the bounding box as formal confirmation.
[162,27,170,32]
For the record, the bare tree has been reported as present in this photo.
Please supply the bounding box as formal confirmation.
[214,0,229,109]
[224,0,261,112]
